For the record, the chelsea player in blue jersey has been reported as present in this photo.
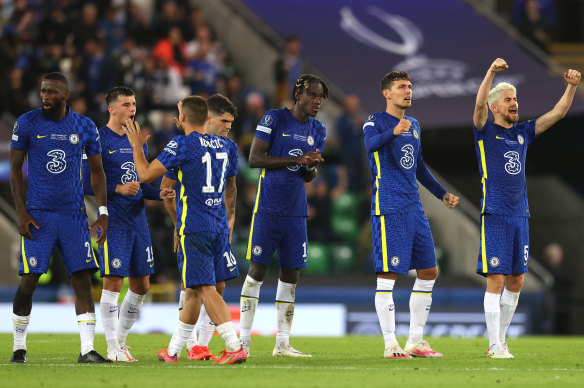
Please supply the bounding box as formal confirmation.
[9,73,111,363]
[363,71,459,359]
[124,96,246,364]
[239,74,327,358]
[82,86,175,362]
[161,94,239,361]
[474,58,581,358]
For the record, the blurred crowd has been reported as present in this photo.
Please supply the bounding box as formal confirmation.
[0,0,374,284]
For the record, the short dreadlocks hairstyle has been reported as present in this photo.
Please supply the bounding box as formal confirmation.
[380,71,410,92]
[292,74,329,102]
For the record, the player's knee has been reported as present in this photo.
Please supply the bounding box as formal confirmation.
[417,267,438,280]
[19,274,41,294]
[279,268,299,284]
[215,281,226,296]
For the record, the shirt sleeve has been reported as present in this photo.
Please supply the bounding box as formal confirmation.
[254,110,278,144]
[315,123,327,152]
[165,168,179,181]
[156,137,185,171]
[83,119,102,157]
[141,183,162,200]
[416,148,447,200]
[524,119,538,144]
[363,116,396,153]
[10,118,30,151]
[226,141,238,177]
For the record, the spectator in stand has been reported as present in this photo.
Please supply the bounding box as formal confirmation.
[517,0,553,52]
[274,36,303,106]
[71,3,101,52]
[151,26,186,76]
[336,94,368,192]
[542,242,573,334]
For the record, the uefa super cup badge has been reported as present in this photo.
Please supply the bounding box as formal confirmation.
[517,135,524,145]
[69,133,79,144]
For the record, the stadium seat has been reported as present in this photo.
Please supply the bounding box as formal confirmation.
[304,242,330,275]
[330,244,355,274]
[332,192,362,218]
[331,215,359,243]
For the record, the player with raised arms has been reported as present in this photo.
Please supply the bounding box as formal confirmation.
[239,74,326,357]
[10,72,110,363]
[473,58,581,358]
[82,86,175,362]
[363,71,459,359]
[123,96,246,365]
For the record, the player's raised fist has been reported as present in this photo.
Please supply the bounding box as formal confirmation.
[394,118,411,136]
[489,58,508,73]
[564,69,581,85]
[442,193,460,209]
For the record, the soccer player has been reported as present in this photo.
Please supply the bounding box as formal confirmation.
[123,96,246,365]
[473,58,581,358]
[81,86,175,362]
[362,71,459,359]
[9,72,111,363]
[239,74,327,358]
[161,93,239,361]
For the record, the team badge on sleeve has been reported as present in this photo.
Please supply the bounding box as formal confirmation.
[367,114,376,121]
[69,134,79,144]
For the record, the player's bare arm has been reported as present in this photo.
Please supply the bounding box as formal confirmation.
[248,137,324,169]
[160,175,179,252]
[474,58,508,130]
[224,175,237,244]
[87,153,108,246]
[442,193,460,209]
[123,118,168,183]
[10,148,39,239]
[534,69,582,135]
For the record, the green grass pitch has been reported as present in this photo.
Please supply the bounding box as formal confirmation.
[1,334,582,387]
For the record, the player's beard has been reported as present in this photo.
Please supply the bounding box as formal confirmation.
[41,101,65,120]
[503,113,519,125]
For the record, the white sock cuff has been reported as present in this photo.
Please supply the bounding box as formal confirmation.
[178,320,196,330]
[124,290,145,306]
[501,288,520,307]
[242,275,263,299]
[12,313,30,324]
[216,321,235,335]
[376,278,395,291]
[484,292,501,313]
[413,278,435,292]
[77,312,96,323]
[276,280,296,303]
[100,289,120,304]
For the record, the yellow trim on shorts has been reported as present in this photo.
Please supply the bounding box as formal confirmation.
[103,239,109,275]
[252,168,265,214]
[380,215,389,272]
[478,140,488,213]
[178,168,188,235]
[245,213,257,261]
[374,152,381,215]
[180,235,187,286]
[21,236,29,273]
[481,215,488,273]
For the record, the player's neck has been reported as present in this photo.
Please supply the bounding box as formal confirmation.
[385,104,405,120]
[290,106,310,122]
[106,120,126,135]
[494,117,513,129]
[184,125,206,136]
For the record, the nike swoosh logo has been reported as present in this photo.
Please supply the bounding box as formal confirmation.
[303,258,308,263]
[109,150,118,154]
[230,267,236,272]
[37,135,48,139]
[282,133,292,137]
[150,264,154,268]
[85,258,93,263]
[495,136,504,140]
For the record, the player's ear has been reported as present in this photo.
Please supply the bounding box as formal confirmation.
[382,89,390,99]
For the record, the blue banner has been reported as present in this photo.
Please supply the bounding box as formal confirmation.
[243,0,584,128]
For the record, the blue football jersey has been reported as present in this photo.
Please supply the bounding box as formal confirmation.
[252,108,326,217]
[82,126,161,229]
[474,120,537,217]
[363,112,445,215]
[10,108,101,212]
[157,132,230,235]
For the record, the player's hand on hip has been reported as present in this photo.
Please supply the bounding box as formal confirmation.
[91,215,108,247]
[442,193,460,209]
[123,118,149,148]
[564,69,581,85]
[393,119,411,136]
[17,210,39,239]
[489,58,508,73]
[160,187,176,201]
[116,182,140,196]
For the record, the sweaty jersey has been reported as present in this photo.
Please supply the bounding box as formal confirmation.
[474,119,537,217]
[363,112,446,215]
[10,108,101,212]
[82,126,161,230]
[157,132,230,235]
[252,108,326,217]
